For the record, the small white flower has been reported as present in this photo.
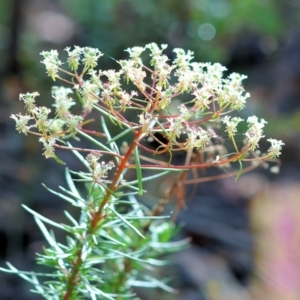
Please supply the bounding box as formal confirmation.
[146,43,168,67]
[86,152,102,169]
[40,50,62,80]
[185,126,197,148]
[267,138,285,158]
[19,92,39,112]
[102,69,122,90]
[157,87,173,109]
[155,62,174,88]
[52,86,75,117]
[245,116,267,150]
[87,69,102,88]
[205,63,227,86]
[10,114,34,135]
[39,136,56,159]
[167,117,185,142]
[227,73,248,88]
[222,115,244,138]
[32,106,51,131]
[87,152,115,183]
[192,87,212,111]
[179,104,193,120]
[64,114,83,134]
[125,46,145,65]
[185,126,215,150]
[65,46,82,71]
[101,83,115,106]
[175,69,195,92]
[139,113,153,135]
[78,81,100,110]
[118,90,137,110]
[173,48,194,71]
[218,72,250,110]
[82,47,103,69]
[194,127,213,149]
[119,59,146,90]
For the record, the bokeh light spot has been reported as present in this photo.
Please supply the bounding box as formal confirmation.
[198,23,216,41]
[209,0,231,19]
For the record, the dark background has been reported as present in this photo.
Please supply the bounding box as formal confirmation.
[0,0,300,299]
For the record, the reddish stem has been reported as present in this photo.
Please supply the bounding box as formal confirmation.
[89,128,144,231]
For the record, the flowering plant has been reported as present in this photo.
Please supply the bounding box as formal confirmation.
[4,43,283,299]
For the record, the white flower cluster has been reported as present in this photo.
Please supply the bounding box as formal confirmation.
[244,116,268,150]
[64,46,103,71]
[11,88,83,160]
[40,50,62,81]
[267,138,285,158]
[11,43,284,165]
[10,114,34,135]
[39,136,56,159]
[38,44,250,117]
[222,116,243,138]
[86,152,115,184]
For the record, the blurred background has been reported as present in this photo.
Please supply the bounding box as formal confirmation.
[0,0,300,299]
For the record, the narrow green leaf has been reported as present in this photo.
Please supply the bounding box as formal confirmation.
[91,104,117,123]
[2,264,51,294]
[144,275,177,293]
[85,283,116,300]
[71,179,92,182]
[107,127,136,143]
[119,191,140,196]
[1,263,34,282]
[107,206,145,239]
[112,226,132,244]
[149,238,190,251]
[52,153,66,165]
[68,170,91,180]
[42,183,83,207]
[0,264,60,277]
[99,248,150,263]
[122,215,169,220]
[34,217,67,270]
[89,289,97,300]
[100,116,120,158]
[77,130,112,153]
[145,258,168,266]
[127,194,144,217]
[56,138,67,145]
[120,183,146,193]
[58,185,85,205]
[65,168,81,199]
[98,233,125,246]
[64,210,78,226]
[134,147,143,196]
[22,205,67,231]
[34,217,63,253]
[127,279,157,288]
[126,170,171,186]
[235,160,243,182]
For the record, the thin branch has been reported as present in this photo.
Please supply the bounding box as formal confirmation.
[54,143,123,159]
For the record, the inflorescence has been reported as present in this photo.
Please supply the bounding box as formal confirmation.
[12,43,284,183]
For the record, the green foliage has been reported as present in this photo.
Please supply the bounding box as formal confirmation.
[61,0,284,62]
[1,167,188,299]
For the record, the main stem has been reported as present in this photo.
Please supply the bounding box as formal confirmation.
[63,128,144,300]
[90,128,144,231]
